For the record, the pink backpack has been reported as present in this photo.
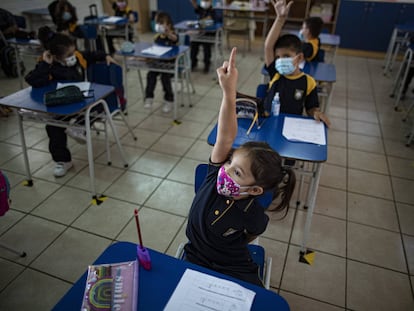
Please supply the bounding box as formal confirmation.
[0,170,10,216]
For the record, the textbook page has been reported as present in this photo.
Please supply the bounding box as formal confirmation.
[57,82,91,91]
[164,269,255,311]
[282,117,326,145]
[141,45,172,56]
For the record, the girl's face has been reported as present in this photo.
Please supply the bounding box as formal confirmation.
[223,150,256,188]
[54,45,76,66]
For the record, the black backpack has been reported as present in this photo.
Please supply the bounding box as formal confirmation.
[0,44,25,78]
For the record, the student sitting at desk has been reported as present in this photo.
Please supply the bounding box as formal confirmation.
[264,0,330,127]
[24,26,115,177]
[106,0,136,55]
[184,47,296,287]
[189,0,216,73]
[48,0,84,38]
[144,11,178,113]
[299,16,323,62]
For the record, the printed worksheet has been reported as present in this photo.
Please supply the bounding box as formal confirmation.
[164,269,256,311]
[141,46,172,56]
[282,117,326,145]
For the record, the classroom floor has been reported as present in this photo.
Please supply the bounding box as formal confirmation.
[0,34,414,310]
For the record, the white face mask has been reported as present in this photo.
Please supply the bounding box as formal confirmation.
[155,23,166,34]
[200,1,211,9]
[64,55,77,67]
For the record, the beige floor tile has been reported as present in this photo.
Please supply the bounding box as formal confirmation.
[95,144,145,169]
[348,222,407,272]
[4,149,51,175]
[0,215,65,264]
[327,145,347,167]
[69,139,107,161]
[67,163,125,194]
[320,164,347,190]
[165,224,188,257]
[397,203,414,235]
[329,116,347,132]
[347,260,414,311]
[5,126,47,148]
[328,130,347,148]
[260,238,288,288]
[32,158,88,185]
[167,158,201,184]
[347,98,376,112]
[384,139,414,159]
[145,180,194,217]
[348,193,399,231]
[0,142,22,166]
[403,234,414,275]
[0,170,26,188]
[348,133,385,154]
[0,258,24,291]
[291,211,346,256]
[281,245,346,306]
[116,207,186,252]
[0,268,70,311]
[121,127,163,149]
[0,209,25,235]
[129,150,180,178]
[348,108,379,123]
[31,228,111,283]
[348,119,381,137]
[348,169,393,200]
[150,133,195,156]
[388,156,414,179]
[392,176,414,205]
[166,119,208,138]
[105,171,162,204]
[280,291,344,311]
[137,114,173,133]
[185,139,213,161]
[328,106,347,119]
[31,186,91,224]
[348,149,389,174]
[314,186,347,219]
[262,208,295,243]
[72,198,137,238]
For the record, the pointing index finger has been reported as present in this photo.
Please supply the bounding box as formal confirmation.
[228,47,237,73]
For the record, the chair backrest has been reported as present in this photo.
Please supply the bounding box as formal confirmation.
[194,164,273,208]
[87,63,126,111]
[79,24,98,40]
[256,83,268,99]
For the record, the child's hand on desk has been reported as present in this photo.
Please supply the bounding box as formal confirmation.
[313,110,331,128]
[217,47,238,97]
[272,0,294,18]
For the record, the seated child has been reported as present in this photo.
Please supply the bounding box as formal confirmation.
[300,16,324,62]
[264,0,330,126]
[24,26,115,177]
[144,11,178,113]
[48,0,84,38]
[184,47,297,287]
[189,0,216,73]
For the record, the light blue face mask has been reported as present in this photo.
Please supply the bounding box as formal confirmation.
[62,11,72,21]
[275,57,296,75]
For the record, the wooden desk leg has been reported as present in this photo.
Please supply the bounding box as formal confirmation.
[300,162,323,254]
[17,113,33,186]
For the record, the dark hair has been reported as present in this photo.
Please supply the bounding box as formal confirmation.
[238,141,296,213]
[304,17,323,38]
[38,26,75,58]
[274,34,302,54]
[155,11,174,30]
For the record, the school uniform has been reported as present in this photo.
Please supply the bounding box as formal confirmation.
[25,51,106,163]
[263,60,319,115]
[303,37,321,62]
[191,5,216,71]
[185,162,268,286]
[145,33,178,102]
[106,2,135,55]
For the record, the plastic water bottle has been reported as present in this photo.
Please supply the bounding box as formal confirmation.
[271,92,280,116]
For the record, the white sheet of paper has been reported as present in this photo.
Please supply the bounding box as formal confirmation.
[141,45,172,56]
[102,16,124,23]
[57,82,91,91]
[282,117,326,145]
[163,269,256,311]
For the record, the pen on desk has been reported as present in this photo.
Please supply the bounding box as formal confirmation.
[258,118,267,129]
[134,209,152,270]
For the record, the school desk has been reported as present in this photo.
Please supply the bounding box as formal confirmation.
[52,241,290,311]
[118,42,192,123]
[174,20,224,73]
[207,114,328,255]
[0,83,128,202]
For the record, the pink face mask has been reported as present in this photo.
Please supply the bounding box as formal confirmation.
[216,166,250,197]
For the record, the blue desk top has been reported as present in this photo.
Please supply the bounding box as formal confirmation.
[119,42,189,60]
[52,242,290,311]
[208,114,327,162]
[175,20,223,32]
[0,83,114,116]
[261,62,336,83]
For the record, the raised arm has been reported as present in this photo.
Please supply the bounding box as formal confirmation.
[211,48,239,164]
[264,0,293,66]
